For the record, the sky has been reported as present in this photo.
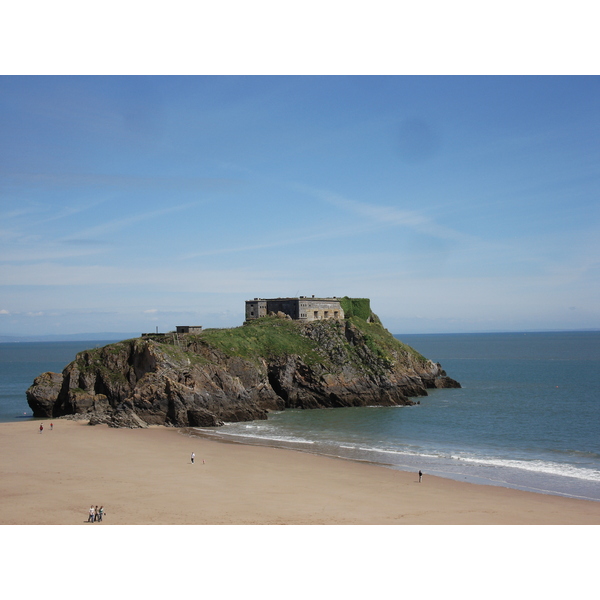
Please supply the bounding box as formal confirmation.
[0,75,599,336]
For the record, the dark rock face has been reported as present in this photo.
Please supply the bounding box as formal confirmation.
[27,371,63,418]
[26,320,460,428]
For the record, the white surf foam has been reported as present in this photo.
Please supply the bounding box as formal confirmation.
[451,454,600,482]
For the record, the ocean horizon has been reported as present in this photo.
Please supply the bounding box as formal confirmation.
[1,330,599,501]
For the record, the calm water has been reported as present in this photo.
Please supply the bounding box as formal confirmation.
[0,341,119,422]
[192,332,600,501]
[2,333,599,500]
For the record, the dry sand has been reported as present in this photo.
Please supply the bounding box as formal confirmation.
[1,418,599,525]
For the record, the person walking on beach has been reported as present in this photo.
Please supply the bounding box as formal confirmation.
[39,423,43,434]
[98,506,104,522]
[418,470,423,483]
[94,505,99,521]
[50,423,53,431]
[191,452,195,464]
[88,505,95,522]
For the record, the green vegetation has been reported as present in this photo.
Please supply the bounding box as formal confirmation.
[339,297,372,321]
[200,317,323,364]
[348,316,427,366]
[156,337,194,363]
[73,342,131,386]
[132,301,428,373]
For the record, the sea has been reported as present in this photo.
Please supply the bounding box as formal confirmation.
[1,332,599,502]
[0,340,115,423]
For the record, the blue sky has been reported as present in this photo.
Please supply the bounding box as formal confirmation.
[1,75,599,335]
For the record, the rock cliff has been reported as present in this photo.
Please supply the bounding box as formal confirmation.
[27,316,460,428]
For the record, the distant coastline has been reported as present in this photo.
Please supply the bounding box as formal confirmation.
[0,333,140,343]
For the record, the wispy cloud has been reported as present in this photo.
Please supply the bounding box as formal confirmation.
[180,221,374,260]
[0,194,206,263]
[181,181,471,260]
[1,171,243,193]
[0,244,107,263]
[311,188,469,242]
[61,200,202,242]
[0,262,286,293]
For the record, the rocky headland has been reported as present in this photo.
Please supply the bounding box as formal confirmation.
[27,314,460,428]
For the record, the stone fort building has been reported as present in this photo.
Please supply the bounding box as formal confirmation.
[245,296,345,322]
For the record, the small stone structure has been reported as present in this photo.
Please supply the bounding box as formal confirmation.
[142,326,203,338]
[245,296,344,322]
[176,326,203,334]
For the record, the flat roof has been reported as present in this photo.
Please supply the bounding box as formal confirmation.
[246,297,340,301]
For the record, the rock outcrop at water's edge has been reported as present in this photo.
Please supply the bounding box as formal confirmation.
[27,317,460,428]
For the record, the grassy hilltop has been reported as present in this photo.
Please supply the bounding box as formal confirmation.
[145,296,427,372]
[27,298,458,427]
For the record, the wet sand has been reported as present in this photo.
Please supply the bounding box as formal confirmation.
[1,419,599,525]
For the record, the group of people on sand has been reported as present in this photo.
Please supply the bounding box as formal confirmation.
[87,505,104,522]
[38,422,53,433]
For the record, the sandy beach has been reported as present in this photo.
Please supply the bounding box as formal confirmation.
[0,418,599,525]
